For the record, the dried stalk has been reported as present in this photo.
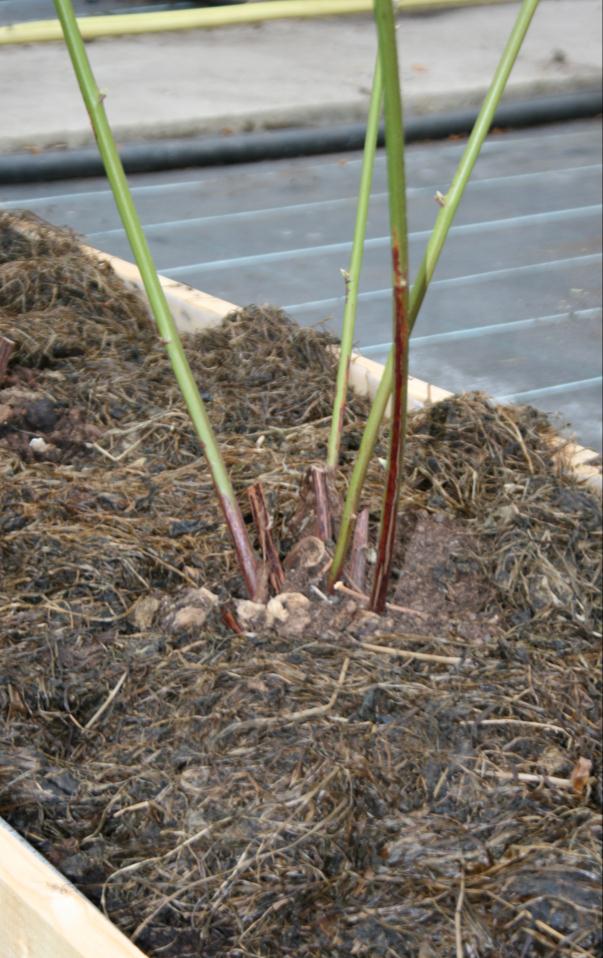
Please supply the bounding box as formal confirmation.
[360,640,461,666]
[310,465,334,542]
[347,506,369,591]
[248,482,285,594]
[0,336,14,382]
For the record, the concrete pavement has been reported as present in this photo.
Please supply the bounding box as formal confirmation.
[0,0,601,153]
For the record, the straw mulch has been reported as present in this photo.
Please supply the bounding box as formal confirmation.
[1,212,601,958]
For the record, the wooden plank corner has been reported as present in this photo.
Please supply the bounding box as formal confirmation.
[0,817,146,958]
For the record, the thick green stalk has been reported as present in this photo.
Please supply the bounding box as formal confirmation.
[53,0,260,599]
[329,0,541,588]
[327,55,383,470]
[368,0,410,613]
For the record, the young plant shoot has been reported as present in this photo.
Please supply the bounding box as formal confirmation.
[329,0,541,590]
[53,0,261,600]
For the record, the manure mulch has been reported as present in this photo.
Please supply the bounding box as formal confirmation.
[0,211,601,958]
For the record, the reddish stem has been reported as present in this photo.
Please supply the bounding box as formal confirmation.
[247,483,285,596]
[221,607,243,635]
[370,237,409,614]
[220,494,261,601]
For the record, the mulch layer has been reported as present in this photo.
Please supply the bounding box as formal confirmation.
[1,211,601,958]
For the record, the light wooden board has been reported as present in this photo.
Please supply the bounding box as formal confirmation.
[0,817,146,958]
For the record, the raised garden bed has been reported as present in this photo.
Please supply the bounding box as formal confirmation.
[1,213,601,958]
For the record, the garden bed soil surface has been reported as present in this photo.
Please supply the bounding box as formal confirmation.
[0,212,601,957]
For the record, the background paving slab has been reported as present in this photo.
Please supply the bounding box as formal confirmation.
[0,0,601,152]
[2,118,601,452]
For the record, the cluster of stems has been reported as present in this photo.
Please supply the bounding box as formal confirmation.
[328,0,541,603]
[54,0,540,610]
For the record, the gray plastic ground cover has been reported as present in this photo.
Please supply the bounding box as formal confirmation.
[4,125,600,227]
[1,119,601,451]
[79,169,601,268]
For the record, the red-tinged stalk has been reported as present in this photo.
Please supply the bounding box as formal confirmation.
[53,0,260,599]
[329,0,541,591]
[368,0,410,613]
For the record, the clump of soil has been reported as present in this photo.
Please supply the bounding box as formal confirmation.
[1,211,601,957]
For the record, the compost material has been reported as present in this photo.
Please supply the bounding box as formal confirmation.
[1,212,601,958]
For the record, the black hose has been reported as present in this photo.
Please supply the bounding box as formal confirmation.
[1,89,600,184]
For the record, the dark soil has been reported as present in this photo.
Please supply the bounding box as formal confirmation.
[1,211,601,958]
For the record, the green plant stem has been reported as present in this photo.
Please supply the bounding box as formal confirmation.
[329,0,541,588]
[327,55,383,470]
[53,0,260,599]
[368,0,410,614]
